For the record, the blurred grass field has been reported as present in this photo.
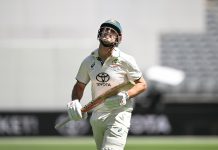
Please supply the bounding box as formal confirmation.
[0,136,218,150]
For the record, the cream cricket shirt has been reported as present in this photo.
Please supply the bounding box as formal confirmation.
[76,48,142,112]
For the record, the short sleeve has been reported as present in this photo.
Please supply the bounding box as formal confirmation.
[126,56,142,81]
[75,57,90,84]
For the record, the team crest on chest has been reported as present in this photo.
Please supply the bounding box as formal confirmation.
[109,58,123,72]
[111,58,121,67]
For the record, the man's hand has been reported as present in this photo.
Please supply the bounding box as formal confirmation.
[104,91,129,110]
[67,100,87,121]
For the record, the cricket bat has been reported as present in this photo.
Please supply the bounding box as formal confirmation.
[54,81,135,129]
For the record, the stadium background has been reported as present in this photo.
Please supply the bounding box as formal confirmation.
[0,0,218,149]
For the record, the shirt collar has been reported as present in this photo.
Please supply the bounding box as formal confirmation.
[112,47,120,58]
[91,47,120,58]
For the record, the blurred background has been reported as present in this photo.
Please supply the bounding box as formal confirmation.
[0,0,218,137]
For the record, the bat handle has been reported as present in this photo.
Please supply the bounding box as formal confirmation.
[54,117,71,129]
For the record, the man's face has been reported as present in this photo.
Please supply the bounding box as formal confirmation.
[100,27,118,45]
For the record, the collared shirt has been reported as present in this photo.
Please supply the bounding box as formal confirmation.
[76,47,142,112]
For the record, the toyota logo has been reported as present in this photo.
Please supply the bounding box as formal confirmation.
[96,72,110,82]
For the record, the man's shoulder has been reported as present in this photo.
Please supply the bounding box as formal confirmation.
[90,48,99,57]
[118,49,135,62]
[82,49,98,62]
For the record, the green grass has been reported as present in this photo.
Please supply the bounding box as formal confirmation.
[0,136,218,150]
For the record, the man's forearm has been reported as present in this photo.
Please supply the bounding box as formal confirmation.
[127,77,147,98]
[71,81,86,101]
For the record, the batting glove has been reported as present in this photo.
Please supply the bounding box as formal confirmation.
[67,100,87,121]
[104,91,129,110]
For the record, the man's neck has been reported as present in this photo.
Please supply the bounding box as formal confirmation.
[98,44,114,61]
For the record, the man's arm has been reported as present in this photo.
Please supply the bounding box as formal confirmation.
[71,81,86,101]
[127,76,147,98]
[104,77,147,110]
[55,81,87,129]
[67,81,87,121]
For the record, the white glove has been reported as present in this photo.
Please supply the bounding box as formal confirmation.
[104,91,129,110]
[67,100,87,121]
